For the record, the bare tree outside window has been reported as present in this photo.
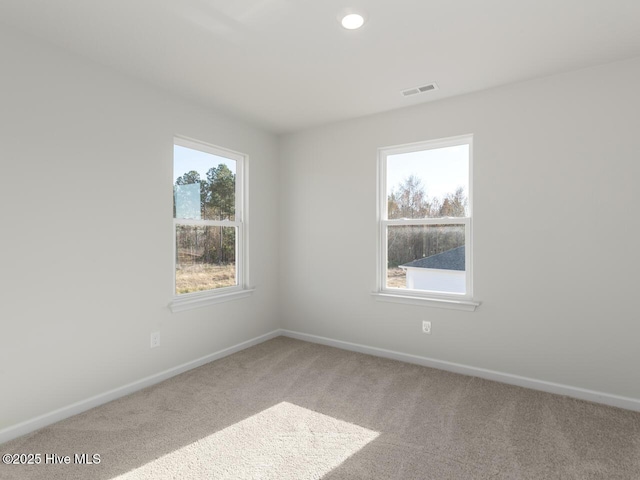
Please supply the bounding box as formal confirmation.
[380,138,472,297]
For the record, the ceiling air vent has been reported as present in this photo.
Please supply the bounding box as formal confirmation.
[401,82,439,97]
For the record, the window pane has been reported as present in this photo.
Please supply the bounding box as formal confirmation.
[173,145,236,221]
[387,145,469,219]
[175,225,236,294]
[387,224,465,294]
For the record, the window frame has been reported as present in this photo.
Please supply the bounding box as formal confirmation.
[375,134,479,311]
[169,136,252,313]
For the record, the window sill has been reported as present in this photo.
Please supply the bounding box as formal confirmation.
[372,292,480,311]
[169,288,255,313]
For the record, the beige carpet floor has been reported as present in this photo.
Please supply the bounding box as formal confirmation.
[2,336,640,479]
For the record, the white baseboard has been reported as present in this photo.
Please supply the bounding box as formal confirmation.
[281,329,640,412]
[4,328,638,445]
[0,329,281,445]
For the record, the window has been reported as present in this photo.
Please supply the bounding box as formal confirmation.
[170,137,251,312]
[376,135,479,310]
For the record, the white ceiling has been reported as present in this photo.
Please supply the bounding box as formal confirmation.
[2,0,640,133]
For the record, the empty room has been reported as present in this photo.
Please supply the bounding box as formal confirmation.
[1,1,640,479]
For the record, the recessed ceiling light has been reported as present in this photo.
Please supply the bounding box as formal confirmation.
[341,13,365,30]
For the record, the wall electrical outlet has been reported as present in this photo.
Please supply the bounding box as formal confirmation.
[150,332,161,348]
[422,321,431,334]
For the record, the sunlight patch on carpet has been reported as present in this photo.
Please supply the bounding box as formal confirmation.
[112,402,379,479]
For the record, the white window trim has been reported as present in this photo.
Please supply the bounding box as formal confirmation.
[169,136,252,313]
[374,134,480,311]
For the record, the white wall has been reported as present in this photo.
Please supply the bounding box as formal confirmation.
[0,26,280,431]
[279,56,640,400]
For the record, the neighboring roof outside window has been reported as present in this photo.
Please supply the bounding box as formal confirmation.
[400,246,465,271]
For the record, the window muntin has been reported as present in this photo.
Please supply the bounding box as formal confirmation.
[173,137,245,297]
[379,135,473,300]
